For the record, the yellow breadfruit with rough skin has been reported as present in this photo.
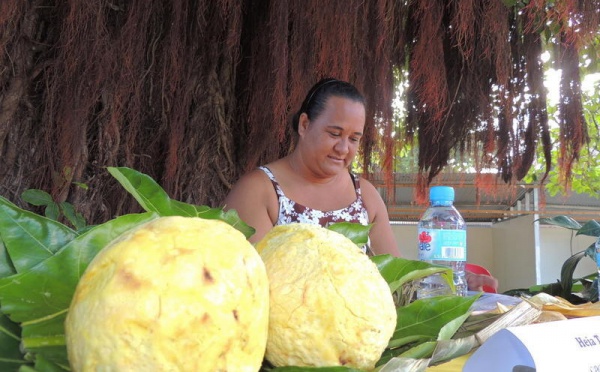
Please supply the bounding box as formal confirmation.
[256,223,397,370]
[65,216,269,372]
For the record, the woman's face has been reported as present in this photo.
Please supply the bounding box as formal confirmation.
[297,95,365,176]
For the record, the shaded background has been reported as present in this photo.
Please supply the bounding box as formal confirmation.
[1,0,598,225]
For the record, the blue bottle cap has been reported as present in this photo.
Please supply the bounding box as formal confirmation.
[429,186,455,202]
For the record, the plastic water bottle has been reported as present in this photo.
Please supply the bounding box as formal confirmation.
[417,186,467,298]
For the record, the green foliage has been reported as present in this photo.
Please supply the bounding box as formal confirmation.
[107,167,255,238]
[326,222,371,247]
[520,216,600,303]
[372,255,454,306]
[21,189,87,231]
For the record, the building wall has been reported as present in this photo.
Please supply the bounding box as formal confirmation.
[490,215,537,292]
[538,225,597,284]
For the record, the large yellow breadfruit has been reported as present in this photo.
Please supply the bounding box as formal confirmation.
[65,216,269,372]
[256,223,397,370]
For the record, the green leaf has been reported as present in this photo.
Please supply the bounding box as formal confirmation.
[327,222,371,246]
[59,202,87,230]
[30,353,68,372]
[560,250,588,298]
[0,239,16,278]
[201,207,255,239]
[72,182,88,191]
[107,167,255,238]
[0,313,22,369]
[380,295,477,367]
[44,203,60,221]
[21,312,69,368]
[107,166,194,215]
[371,255,454,293]
[536,215,582,230]
[387,334,431,349]
[0,212,158,323]
[585,243,597,260]
[398,340,437,359]
[393,295,478,343]
[500,0,517,7]
[575,220,600,238]
[0,196,77,273]
[437,311,473,341]
[21,190,53,207]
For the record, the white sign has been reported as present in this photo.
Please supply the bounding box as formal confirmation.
[463,316,600,372]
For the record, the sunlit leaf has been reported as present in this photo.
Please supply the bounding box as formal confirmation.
[327,222,371,246]
[107,167,255,238]
[371,255,454,292]
[0,196,77,273]
[393,295,478,341]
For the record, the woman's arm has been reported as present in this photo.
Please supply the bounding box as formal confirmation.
[360,178,401,257]
[222,170,278,244]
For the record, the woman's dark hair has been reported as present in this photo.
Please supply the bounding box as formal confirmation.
[292,78,366,132]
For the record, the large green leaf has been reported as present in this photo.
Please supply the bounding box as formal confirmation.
[393,295,478,343]
[107,167,255,238]
[379,295,478,367]
[327,222,371,246]
[0,212,158,323]
[0,196,78,273]
[370,255,454,293]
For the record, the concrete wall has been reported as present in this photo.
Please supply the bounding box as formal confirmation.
[538,225,597,284]
[490,215,538,292]
[390,216,598,293]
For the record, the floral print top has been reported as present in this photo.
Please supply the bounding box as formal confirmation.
[259,166,371,254]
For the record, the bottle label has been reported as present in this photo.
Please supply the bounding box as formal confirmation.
[418,229,467,261]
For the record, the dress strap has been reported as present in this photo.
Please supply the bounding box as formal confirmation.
[349,172,362,198]
[258,166,284,198]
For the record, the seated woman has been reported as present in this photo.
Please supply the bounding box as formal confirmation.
[223,77,497,293]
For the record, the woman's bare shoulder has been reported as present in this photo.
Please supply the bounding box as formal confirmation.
[225,168,272,203]
[356,176,387,214]
[357,176,379,199]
